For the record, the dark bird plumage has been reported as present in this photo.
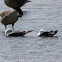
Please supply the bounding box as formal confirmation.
[5,29,33,36]
[0,10,19,31]
[38,29,58,37]
[4,0,31,17]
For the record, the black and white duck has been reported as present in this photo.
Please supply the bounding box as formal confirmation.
[37,29,58,37]
[5,29,33,36]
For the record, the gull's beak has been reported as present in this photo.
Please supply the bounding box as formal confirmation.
[27,30,34,33]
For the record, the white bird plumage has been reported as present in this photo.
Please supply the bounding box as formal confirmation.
[5,29,33,36]
[5,29,12,36]
[37,29,44,36]
[37,29,58,37]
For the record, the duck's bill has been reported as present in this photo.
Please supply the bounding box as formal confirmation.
[27,0,31,2]
[27,30,34,33]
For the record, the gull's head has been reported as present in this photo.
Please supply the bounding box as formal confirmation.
[37,29,44,36]
[5,29,12,36]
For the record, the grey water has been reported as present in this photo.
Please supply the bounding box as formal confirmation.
[0,0,62,62]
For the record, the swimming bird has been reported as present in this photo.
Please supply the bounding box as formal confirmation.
[5,29,33,36]
[0,10,19,31]
[4,0,31,16]
[37,29,58,37]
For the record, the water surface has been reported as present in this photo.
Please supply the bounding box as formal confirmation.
[0,0,62,62]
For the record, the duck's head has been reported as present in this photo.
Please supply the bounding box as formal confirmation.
[5,29,12,36]
[37,29,44,36]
